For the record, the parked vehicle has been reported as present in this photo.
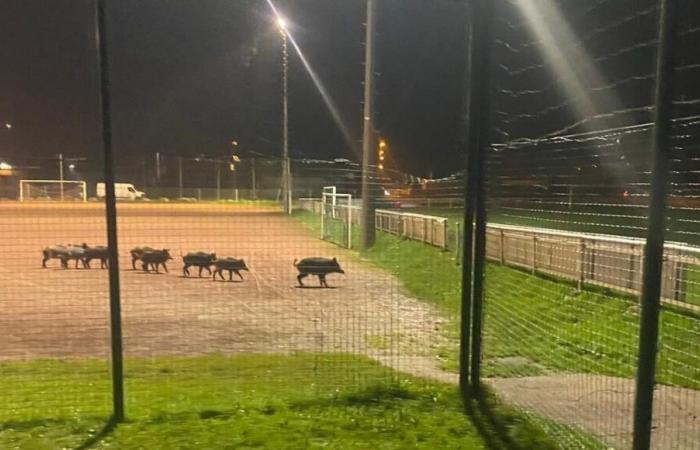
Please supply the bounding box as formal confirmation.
[96,183,146,200]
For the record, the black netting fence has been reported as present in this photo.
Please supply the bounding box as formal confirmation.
[2,0,699,449]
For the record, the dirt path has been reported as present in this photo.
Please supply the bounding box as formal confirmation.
[486,375,700,449]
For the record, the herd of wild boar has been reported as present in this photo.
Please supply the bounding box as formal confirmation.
[41,244,345,287]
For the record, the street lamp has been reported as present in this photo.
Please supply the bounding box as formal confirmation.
[3,122,11,130]
[278,16,291,214]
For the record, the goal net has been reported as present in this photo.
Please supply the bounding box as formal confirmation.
[321,187,353,249]
[19,180,87,202]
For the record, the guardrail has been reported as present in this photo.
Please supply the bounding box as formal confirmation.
[483,224,700,308]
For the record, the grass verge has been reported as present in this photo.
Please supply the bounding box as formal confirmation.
[1,353,563,449]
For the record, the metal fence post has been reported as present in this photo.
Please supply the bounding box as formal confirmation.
[578,240,585,291]
[633,0,677,448]
[469,0,494,391]
[499,229,505,265]
[95,0,124,423]
[459,0,493,394]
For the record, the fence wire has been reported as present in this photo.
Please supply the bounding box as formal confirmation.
[478,0,700,448]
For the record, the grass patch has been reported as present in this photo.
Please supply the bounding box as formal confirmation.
[0,353,564,449]
[683,264,700,306]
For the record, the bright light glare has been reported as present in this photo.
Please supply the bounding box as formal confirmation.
[3,123,11,129]
[266,0,357,155]
[0,162,12,170]
[68,164,76,170]
[277,17,287,31]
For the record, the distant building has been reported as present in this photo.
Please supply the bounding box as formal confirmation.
[0,160,23,199]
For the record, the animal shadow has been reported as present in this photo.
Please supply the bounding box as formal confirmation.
[295,285,338,290]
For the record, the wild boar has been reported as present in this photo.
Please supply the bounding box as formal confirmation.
[212,257,248,281]
[294,257,344,288]
[130,246,157,270]
[81,243,109,269]
[140,249,172,273]
[42,244,85,269]
[183,252,216,277]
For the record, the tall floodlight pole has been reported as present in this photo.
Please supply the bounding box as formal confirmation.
[279,18,291,214]
[360,0,376,249]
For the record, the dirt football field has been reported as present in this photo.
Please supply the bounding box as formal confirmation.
[0,202,445,365]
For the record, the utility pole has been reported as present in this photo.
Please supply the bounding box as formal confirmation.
[178,157,183,198]
[251,157,257,200]
[360,0,377,249]
[58,153,65,201]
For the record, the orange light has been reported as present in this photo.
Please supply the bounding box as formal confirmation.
[378,163,384,170]
[379,139,387,148]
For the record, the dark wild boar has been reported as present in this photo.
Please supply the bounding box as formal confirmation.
[82,243,109,269]
[130,246,157,270]
[212,258,248,281]
[294,257,344,288]
[183,252,216,277]
[140,249,172,273]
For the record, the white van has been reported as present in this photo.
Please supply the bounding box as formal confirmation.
[96,183,146,200]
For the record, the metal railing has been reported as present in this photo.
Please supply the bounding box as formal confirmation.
[485,224,700,311]
[298,199,449,249]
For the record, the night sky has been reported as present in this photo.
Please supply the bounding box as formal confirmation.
[0,0,469,177]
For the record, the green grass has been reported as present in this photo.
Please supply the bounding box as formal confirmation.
[0,353,565,449]
[683,264,700,306]
[292,210,700,390]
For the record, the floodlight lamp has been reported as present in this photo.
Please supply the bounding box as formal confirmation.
[277,17,287,31]
[0,162,12,170]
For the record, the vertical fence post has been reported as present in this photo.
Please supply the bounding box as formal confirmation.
[633,0,677,448]
[460,0,494,395]
[578,240,585,291]
[499,229,505,264]
[455,222,462,264]
[532,235,537,274]
[469,0,494,391]
[95,0,124,423]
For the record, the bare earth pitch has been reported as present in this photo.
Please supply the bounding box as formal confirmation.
[0,202,446,366]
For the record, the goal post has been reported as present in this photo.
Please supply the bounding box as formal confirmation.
[19,180,87,202]
[321,188,353,249]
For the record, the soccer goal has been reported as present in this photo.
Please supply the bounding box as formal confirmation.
[321,187,353,249]
[19,180,87,202]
